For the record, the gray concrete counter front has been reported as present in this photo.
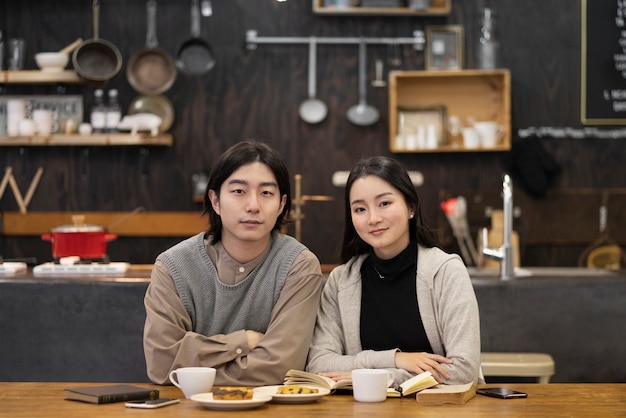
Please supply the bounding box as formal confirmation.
[1,267,624,382]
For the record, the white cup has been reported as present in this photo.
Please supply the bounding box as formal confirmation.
[474,121,504,148]
[7,99,32,136]
[169,367,216,399]
[462,127,480,149]
[32,109,58,135]
[351,369,393,403]
[18,119,36,136]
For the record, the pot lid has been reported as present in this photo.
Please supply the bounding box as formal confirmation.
[51,214,106,233]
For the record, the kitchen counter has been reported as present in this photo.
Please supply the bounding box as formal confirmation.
[1,266,625,383]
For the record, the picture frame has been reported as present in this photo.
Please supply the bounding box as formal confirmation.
[395,106,446,150]
[426,25,464,70]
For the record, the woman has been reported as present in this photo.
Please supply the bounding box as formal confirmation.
[306,156,482,387]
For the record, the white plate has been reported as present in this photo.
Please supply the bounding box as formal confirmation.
[190,392,272,410]
[253,385,331,404]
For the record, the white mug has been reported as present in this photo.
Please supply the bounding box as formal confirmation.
[474,121,504,148]
[7,99,32,136]
[32,110,59,136]
[462,127,480,149]
[168,367,216,399]
[351,369,393,403]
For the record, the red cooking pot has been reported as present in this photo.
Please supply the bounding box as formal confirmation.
[41,215,117,259]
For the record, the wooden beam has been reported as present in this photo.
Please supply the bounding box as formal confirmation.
[1,211,208,237]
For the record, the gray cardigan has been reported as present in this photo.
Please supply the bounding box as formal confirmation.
[306,245,483,386]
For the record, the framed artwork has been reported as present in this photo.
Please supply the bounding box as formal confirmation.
[396,106,446,150]
[426,25,464,70]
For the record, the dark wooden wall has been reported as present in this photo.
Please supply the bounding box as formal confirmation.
[1,0,625,266]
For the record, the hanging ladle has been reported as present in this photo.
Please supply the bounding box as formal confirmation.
[298,37,328,124]
[347,39,379,126]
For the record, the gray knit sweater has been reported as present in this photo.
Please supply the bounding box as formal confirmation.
[157,232,305,336]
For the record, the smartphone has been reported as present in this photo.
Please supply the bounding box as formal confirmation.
[125,398,180,408]
[476,388,527,399]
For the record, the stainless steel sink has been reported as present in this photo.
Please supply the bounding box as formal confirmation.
[467,266,619,279]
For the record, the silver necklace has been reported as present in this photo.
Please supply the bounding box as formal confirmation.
[373,265,385,279]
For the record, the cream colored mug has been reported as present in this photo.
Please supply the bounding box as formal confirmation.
[351,369,394,403]
[474,121,504,148]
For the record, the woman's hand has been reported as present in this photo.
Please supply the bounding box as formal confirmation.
[394,352,453,383]
[318,371,352,382]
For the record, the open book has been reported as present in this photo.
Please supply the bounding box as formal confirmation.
[284,369,437,397]
[416,382,476,404]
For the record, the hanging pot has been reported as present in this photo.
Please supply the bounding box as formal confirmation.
[72,0,123,82]
[126,0,177,94]
[41,215,117,260]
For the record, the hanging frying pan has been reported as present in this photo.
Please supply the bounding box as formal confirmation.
[126,0,177,94]
[176,0,215,75]
[72,0,122,82]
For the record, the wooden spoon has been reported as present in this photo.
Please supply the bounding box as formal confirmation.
[58,38,83,54]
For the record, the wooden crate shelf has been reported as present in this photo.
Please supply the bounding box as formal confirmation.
[388,69,511,153]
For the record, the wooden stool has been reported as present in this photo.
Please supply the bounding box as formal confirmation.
[481,352,555,383]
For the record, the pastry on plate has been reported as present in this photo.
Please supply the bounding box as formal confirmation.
[276,385,320,394]
[212,386,254,400]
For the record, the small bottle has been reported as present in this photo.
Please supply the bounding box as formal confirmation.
[106,89,122,133]
[477,8,500,69]
[90,89,107,133]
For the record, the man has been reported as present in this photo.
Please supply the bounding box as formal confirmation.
[143,140,323,386]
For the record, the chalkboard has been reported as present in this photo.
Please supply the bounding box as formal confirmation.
[581,0,626,124]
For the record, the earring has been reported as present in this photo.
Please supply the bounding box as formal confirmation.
[410,214,414,219]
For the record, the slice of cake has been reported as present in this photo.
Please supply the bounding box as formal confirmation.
[212,386,254,400]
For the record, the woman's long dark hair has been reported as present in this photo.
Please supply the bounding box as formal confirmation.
[340,156,436,263]
[203,140,291,244]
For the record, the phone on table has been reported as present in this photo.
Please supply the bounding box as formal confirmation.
[125,398,180,408]
[476,388,527,399]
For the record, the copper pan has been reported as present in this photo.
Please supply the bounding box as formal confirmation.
[126,0,177,94]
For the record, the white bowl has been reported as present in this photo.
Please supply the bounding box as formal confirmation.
[34,52,69,72]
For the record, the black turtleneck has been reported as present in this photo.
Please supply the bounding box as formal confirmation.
[360,240,433,353]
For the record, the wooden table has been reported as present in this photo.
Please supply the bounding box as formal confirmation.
[2,383,625,417]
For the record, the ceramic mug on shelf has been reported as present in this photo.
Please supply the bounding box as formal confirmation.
[32,109,59,136]
[351,369,394,403]
[462,127,480,149]
[474,121,504,148]
[169,367,216,399]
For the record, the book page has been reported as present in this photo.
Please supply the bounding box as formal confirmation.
[284,369,352,389]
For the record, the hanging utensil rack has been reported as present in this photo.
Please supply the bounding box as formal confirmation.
[245,30,425,50]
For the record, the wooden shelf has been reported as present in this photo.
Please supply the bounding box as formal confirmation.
[2,70,82,84]
[2,211,207,237]
[388,69,511,153]
[312,0,450,15]
[0,133,173,147]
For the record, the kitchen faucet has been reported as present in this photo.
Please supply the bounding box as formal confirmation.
[482,174,515,280]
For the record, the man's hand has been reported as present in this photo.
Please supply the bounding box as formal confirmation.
[245,330,264,350]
